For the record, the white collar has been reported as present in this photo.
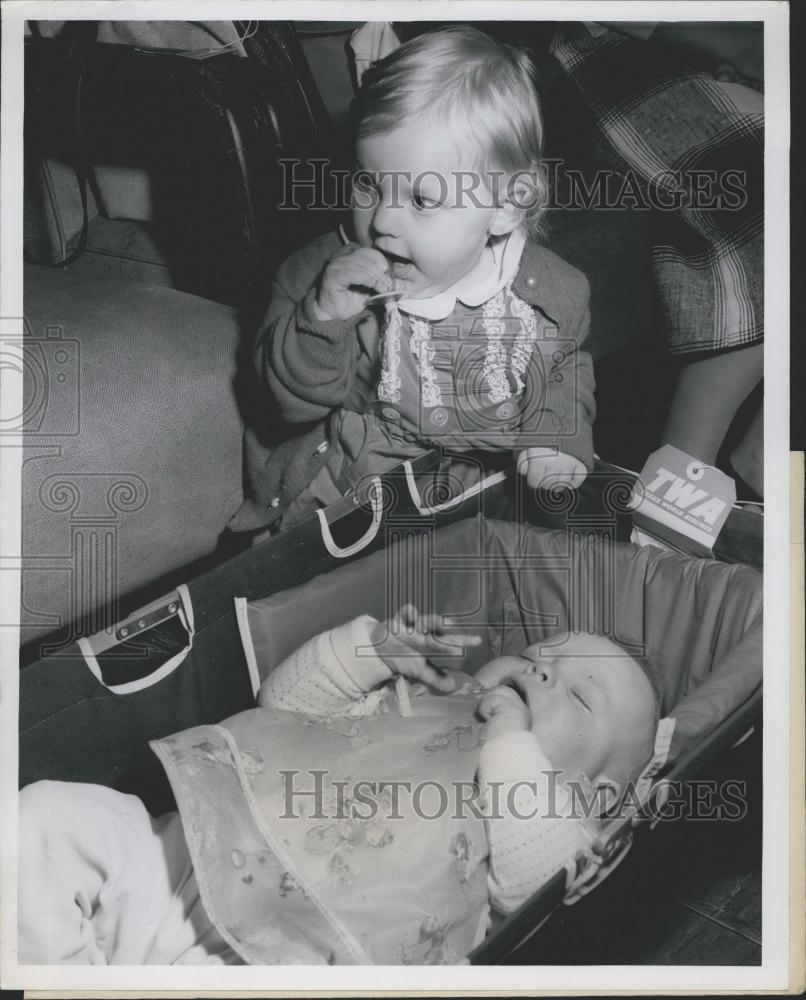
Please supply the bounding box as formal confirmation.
[396,227,527,321]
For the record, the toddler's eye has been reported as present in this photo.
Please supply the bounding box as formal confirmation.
[571,688,591,712]
[352,171,377,194]
[411,190,443,211]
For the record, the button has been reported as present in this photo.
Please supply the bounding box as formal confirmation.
[525,276,537,289]
[554,373,564,383]
[552,350,565,364]
[381,406,400,421]
[430,407,448,427]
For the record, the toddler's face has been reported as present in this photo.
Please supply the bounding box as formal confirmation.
[476,634,657,785]
[353,116,511,300]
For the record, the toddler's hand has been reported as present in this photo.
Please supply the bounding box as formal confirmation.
[371,605,481,693]
[478,685,532,742]
[315,244,395,320]
[517,448,587,490]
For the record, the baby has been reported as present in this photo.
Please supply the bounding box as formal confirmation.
[19,608,660,966]
[231,26,596,534]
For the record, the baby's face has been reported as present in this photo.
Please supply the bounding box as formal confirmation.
[476,634,657,785]
[353,116,508,300]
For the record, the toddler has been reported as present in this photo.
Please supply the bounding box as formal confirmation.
[20,608,660,966]
[231,26,596,534]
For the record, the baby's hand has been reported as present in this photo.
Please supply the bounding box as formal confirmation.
[315,244,395,320]
[477,685,532,742]
[517,447,587,490]
[370,605,481,693]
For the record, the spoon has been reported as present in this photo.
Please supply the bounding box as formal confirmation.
[365,288,405,306]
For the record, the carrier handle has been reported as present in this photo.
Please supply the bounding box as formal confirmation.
[563,825,635,905]
[403,459,508,516]
[76,584,195,695]
[317,476,383,558]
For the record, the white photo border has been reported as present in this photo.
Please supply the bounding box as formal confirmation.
[0,0,792,993]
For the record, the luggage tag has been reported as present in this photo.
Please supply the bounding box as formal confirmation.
[629,445,737,556]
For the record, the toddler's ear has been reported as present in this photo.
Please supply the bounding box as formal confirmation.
[489,200,524,238]
[488,175,535,237]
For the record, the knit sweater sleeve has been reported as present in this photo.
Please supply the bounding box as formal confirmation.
[477,731,595,915]
[255,234,364,424]
[257,615,394,716]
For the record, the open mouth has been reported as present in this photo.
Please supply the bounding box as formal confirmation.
[379,249,414,276]
[502,674,529,706]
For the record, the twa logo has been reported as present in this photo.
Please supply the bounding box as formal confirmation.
[645,467,727,525]
[631,446,736,553]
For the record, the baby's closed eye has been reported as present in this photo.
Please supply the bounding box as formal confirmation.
[570,687,592,712]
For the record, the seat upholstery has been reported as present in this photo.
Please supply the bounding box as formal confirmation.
[20,265,245,650]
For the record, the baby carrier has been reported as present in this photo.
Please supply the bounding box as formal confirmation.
[18,455,762,963]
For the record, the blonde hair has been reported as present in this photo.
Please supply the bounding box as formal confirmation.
[354,26,548,237]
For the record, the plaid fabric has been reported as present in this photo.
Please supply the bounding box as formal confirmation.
[549,24,763,355]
